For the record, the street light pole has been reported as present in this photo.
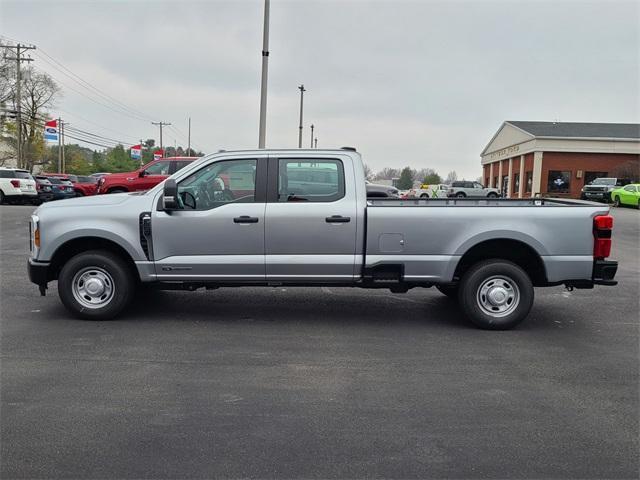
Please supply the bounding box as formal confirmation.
[310,124,314,148]
[258,0,270,148]
[297,84,305,148]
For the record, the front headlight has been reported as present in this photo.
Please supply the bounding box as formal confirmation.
[30,214,40,257]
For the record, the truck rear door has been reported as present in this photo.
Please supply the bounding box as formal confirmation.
[264,156,358,282]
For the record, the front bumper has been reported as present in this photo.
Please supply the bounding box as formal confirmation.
[28,259,50,295]
[581,191,609,200]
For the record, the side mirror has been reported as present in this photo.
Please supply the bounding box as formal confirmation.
[138,170,146,178]
[163,179,180,210]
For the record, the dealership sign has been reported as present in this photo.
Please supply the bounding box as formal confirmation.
[43,119,58,142]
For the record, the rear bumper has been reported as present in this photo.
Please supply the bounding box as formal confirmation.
[592,259,618,286]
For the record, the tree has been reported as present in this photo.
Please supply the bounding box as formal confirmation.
[363,163,374,180]
[374,167,401,181]
[397,166,414,190]
[611,160,639,182]
[0,48,60,171]
[422,168,442,185]
[445,171,458,184]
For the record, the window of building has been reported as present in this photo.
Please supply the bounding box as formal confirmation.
[525,172,533,192]
[584,171,608,185]
[513,173,520,194]
[547,170,571,193]
[278,159,344,202]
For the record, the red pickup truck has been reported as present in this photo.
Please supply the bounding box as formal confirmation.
[96,157,197,194]
[41,173,98,197]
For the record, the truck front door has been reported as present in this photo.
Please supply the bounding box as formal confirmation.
[151,157,267,281]
[264,156,358,282]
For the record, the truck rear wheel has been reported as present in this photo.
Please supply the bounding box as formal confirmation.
[58,250,135,320]
[458,259,533,330]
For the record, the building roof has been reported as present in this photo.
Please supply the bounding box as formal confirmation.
[507,121,640,139]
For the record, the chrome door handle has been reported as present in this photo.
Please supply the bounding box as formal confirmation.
[233,216,259,224]
[325,215,350,223]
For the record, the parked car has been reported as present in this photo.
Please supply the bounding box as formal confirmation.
[34,177,55,204]
[0,167,37,204]
[409,184,450,198]
[365,181,400,198]
[581,177,632,202]
[40,173,98,197]
[36,176,75,201]
[28,148,618,330]
[610,183,640,209]
[96,157,197,194]
[448,181,500,198]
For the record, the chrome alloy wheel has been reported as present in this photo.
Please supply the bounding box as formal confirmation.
[72,267,115,309]
[476,275,520,317]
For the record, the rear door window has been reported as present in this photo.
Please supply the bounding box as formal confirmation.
[277,159,344,202]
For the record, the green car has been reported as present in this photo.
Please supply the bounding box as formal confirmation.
[611,184,640,209]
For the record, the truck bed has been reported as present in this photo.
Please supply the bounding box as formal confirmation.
[364,197,610,284]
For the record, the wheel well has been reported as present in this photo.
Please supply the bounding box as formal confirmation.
[48,237,138,281]
[454,239,547,286]
[107,187,128,193]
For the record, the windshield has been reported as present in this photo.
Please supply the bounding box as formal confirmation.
[591,178,615,185]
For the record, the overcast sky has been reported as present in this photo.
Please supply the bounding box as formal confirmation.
[2,0,638,178]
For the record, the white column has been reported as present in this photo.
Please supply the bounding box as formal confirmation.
[531,151,543,197]
[507,157,513,198]
[518,154,525,198]
[498,160,503,194]
[488,162,494,187]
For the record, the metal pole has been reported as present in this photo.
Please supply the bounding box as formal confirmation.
[258,0,270,148]
[314,138,317,149]
[297,84,305,148]
[15,44,22,168]
[57,117,62,172]
[187,117,191,155]
[310,124,314,148]
[61,121,66,173]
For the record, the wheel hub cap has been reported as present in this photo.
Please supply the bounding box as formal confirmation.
[477,276,520,318]
[72,267,115,309]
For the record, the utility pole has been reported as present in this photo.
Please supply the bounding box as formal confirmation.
[297,84,305,148]
[187,117,191,155]
[57,117,62,172]
[140,139,145,165]
[258,0,270,148]
[151,121,171,156]
[61,120,66,173]
[314,138,318,149]
[310,124,314,148]
[4,43,35,168]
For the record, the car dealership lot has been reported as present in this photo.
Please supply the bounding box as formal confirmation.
[1,205,638,478]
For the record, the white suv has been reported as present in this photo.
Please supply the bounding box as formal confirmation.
[0,168,37,204]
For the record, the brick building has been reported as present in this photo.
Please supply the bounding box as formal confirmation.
[481,121,640,198]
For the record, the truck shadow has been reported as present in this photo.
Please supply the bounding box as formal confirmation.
[125,287,475,330]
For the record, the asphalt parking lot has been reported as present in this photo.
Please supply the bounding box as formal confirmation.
[1,204,638,479]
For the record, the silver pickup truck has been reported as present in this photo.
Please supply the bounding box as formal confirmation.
[28,148,618,329]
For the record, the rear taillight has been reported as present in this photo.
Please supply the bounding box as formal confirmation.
[10,179,20,188]
[593,215,613,259]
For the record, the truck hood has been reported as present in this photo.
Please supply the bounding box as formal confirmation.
[36,191,143,210]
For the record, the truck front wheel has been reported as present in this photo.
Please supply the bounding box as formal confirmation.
[458,259,533,330]
[58,250,135,320]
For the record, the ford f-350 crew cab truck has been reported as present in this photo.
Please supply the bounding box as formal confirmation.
[28,148,618,329]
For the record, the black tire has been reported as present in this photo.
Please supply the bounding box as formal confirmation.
[0,190,5,204]
[458,259,534,330]
[613,196,620,207]
[75,190,84,197]
[436,284,458,299]
[58,250,135,320]
[487,192,499,198]
[420,193,429,198]
[108,188,127,194]
[455,192,466,198]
